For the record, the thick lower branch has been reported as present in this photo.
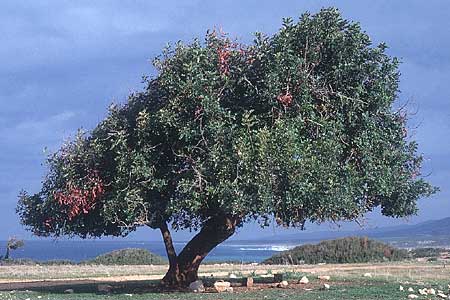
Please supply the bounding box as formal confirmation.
[159,222,178,271]
[178,215,239,281]
[160,215,240,286]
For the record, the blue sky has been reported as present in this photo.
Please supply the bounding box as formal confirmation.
[1,1,449,241]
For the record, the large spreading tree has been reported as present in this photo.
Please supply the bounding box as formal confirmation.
[17,8,436,286]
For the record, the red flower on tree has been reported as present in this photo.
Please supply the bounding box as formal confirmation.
[43,217,53,229]
[277,91,293,107]
[54,171,105,220]
[217,46,231,76]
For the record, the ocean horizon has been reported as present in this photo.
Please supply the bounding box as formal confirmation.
[0,239,299,263]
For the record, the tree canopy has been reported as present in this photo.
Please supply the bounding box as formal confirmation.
[17,8,436,286]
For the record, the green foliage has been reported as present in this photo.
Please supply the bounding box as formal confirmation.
[83,248,166,265]
[17,8,436,239]
[0,258,75,266]
[7,237,24,250]
[0,249,165,266]
[263,237,409,264]
[410,247,448,258]
[1,237,25,260]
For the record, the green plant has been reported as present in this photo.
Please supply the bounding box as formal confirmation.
[17,8,436,287]
[83,248,166,265]
[263,237,409,264]
[410,247,447,258]
[1,237,24,260]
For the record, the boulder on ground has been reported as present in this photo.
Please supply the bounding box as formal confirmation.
[324,283,330,289]
[407,294,418,299]
[245,277,254,287]
[64,289,74,294]
[437,293,448,299]
[363,273,372,278]
[418,288,428,295]
[399,285,404,291]
[280,280,288,288]
[299,276,309,284]
[427,288,436,295]
[189,280,205,293]
[407,287,414,292]
[214,281,232,293]
[229,273,237,279]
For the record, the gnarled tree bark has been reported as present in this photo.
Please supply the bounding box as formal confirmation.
[160,215,239,287]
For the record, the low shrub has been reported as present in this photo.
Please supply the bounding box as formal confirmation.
[263,237,409,265]
[410,247,448,258]
[83,248,166,265]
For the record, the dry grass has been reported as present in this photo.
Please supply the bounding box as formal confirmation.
[0,261,448,284]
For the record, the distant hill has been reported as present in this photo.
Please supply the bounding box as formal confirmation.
[263,237,409,265]
[256,217,450,248]
[83,248,166,265]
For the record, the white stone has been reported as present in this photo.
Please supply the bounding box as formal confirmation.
[189,280,205,293]
[407,287,414,292]
[418,288,428,295]
[229,273,237,279]
[399,285,404,291]
[280,280,288,287]
[245,277,254,287]
[299,276,309,284]
[363,273,372,278]
[64,289,74,294]
[407,295,418,299]
[428,288,436,295]
[214,281,232,293]
[324,284,330,289]
[437,293,448,299]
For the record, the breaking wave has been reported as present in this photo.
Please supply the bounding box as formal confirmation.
[236,245,295,252]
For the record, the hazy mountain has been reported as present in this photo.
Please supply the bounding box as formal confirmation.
[240,217,450,248]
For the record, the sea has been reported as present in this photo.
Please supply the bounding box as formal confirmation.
[0,240,299,263]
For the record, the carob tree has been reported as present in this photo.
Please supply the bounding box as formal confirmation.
[17,8,437,287]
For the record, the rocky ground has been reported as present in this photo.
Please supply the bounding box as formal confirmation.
[0,261,449,299]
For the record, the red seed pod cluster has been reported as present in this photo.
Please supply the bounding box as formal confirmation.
[54,171,105,220]
[194,105,203,120]
[402,127,408,138]
[43,217,53,229]
[218,46,231,76]
[277,91,293,107]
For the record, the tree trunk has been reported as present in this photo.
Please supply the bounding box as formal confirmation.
[159,222,181,286]
[160,215,239,287]
[4,247,9,260]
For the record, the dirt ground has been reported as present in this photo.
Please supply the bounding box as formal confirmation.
[0,261,448,291]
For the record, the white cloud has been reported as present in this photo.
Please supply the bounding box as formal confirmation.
[1,111,78,150]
